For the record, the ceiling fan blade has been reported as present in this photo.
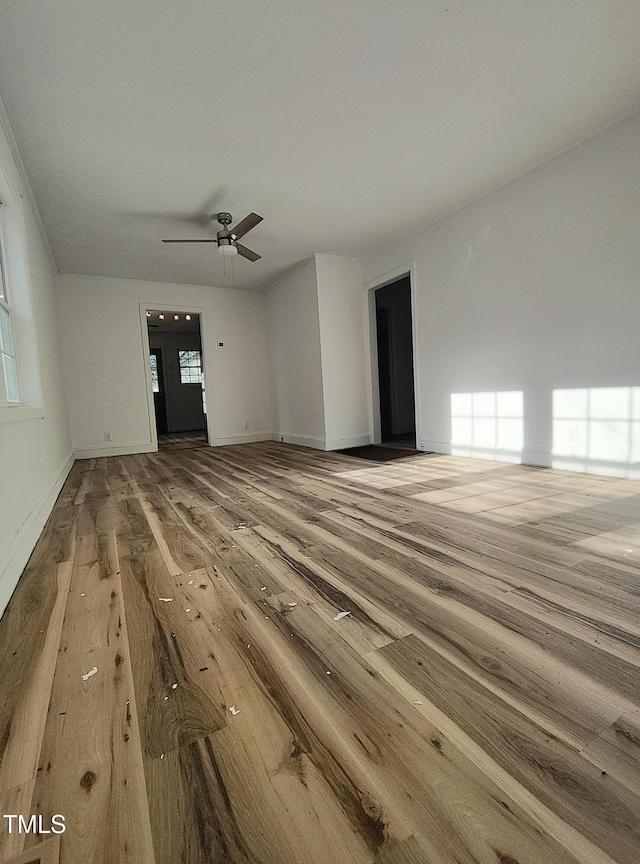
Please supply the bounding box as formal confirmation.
[230,212,263,240]
[162,239,217,243]
[235,242,261,262]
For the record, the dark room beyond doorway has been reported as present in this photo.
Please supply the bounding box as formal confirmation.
[146,310,207,446]
[375,277,416,447]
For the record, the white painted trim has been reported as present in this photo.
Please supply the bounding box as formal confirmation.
[418,438,451,455]
[274,432,327,450]
[76,432,275,457]
[364,262,420,448]
[521,447,553,467]
[75,442,156,459]
[324,433,372,451]
[0,451,74,617]
[0,169,45,411]
[198,307,215,447]
[364,285,380,443]
[139,302,213,447]
[139,303,159,452]
[420,440,639,478]
[421,438,537,456]
[210,432,273,447]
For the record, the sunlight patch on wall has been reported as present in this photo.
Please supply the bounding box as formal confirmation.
[451,391,524,463]
[552,387,640,478]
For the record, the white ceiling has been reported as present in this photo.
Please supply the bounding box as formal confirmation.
[0,1,639,292]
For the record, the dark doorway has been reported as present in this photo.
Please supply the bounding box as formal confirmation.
[146,311,207,444]
[376,308,393,441]
[375,277,416,445]
[149,349,168,435]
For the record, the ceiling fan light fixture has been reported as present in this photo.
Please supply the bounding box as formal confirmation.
[217,238,238,257]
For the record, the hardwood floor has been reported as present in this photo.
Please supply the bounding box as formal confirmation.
[157,431,208,450]
[1,442,640,863]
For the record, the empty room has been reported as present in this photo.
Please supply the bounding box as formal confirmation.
[0,2,639,863]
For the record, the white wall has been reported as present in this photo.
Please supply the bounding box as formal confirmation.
[315,254,369,450]
[0,113,73,615]
[265,258,326,449]
[266,255,371,451]
[56,274,273,457]
[364,113,640,477]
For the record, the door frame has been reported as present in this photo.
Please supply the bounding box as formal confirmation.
[364,262,420,447]
[139,303,212,450]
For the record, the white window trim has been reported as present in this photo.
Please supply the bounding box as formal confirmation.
[0,212,20,410]
[178,348,204,385]
[0,157,44,423]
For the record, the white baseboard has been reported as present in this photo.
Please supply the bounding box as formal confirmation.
[74,442,156,459]
[418,438,451,454]
[521,447,552,468]
[210,432,273,447]
[0,451,75,617]
[274,433,327,450]
[76,433,277,457]
[420,438,547,465]
[324,433,372,451]
[275,433,372,452]
[417,439,639,478]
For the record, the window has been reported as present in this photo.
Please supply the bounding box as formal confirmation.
[0,237,5,303]
[179,349,203,385]
[149,353,159,393]
[0,238,19,404]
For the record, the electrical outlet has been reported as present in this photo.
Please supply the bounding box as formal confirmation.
[567,424,579,442]
[242,420,249,430]
[104,431,112,442]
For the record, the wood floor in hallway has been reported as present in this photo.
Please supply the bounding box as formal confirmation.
[1,442,640,864]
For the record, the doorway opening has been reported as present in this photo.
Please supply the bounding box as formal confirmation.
[146,310,208,450]
[374,276,416,447]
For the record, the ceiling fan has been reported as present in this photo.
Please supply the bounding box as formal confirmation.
[162,212,263,261]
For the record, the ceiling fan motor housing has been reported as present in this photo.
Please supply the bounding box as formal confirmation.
[216,212,237,242]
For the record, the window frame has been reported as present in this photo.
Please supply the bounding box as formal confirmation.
[178,349,204,386]
[0,157,44,424]
[0,213,21,407]
[149,351,160,393]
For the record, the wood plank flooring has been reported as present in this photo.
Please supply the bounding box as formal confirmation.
[1,442,640,863]
[158,431,208,451]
